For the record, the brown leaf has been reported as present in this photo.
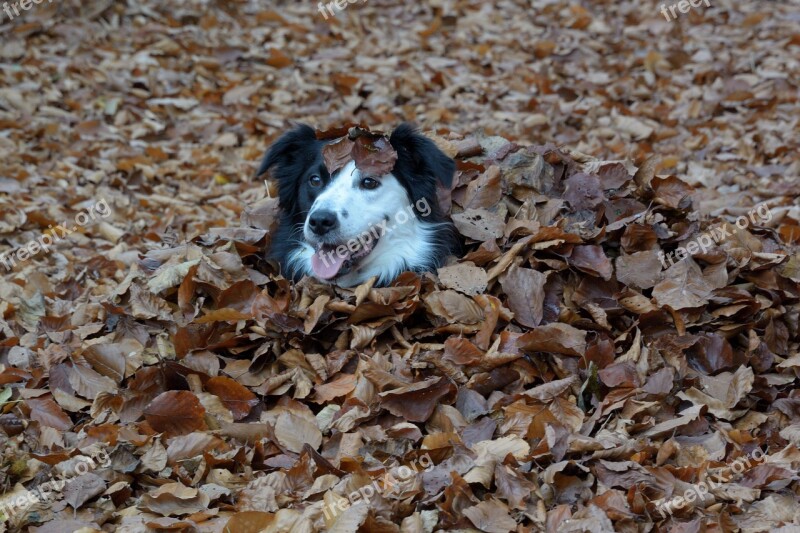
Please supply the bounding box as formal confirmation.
[195,307,253,324]
[463,498,518,533]
[69,363,118,399]
[313,374,357,403]
[437,262,488,296]
[322,136,355,174]
[352,135,398,176]
[633,154,659,190]
[452,208,505,241]
[223,512,276,533]
[568,245,613,280]
[273,411,322,453]
[144,391,207,438]
[265,48,292,68]
[64,473,106,510]
[26,396,72,430]
[424,290,484,324]
[380,376,456,422]
[495,464,536,510]
[518,323,587,356]
[83,339,142,383]
[652,259,713,310]
[614,251,663,289]
[564,172,604,211]
[205,376,259,421]
[443,337,484,366]
[652,175,694,209]
[499,264,547,328]
[139,482,211,516]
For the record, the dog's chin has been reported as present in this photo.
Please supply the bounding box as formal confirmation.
[307,235,380,281]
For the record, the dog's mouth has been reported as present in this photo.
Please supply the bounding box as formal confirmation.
[310,237,379,280]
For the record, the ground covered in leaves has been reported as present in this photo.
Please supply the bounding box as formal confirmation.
[1,1,800,532]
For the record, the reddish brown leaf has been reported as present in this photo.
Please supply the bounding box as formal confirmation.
[205,376,259,420]
[144,391,207,437]
[380,376,456,422]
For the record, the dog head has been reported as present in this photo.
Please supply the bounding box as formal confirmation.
[258,123,455,282]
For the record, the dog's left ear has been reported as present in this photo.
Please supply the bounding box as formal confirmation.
[389,124,455,213]
[256,124,318,212]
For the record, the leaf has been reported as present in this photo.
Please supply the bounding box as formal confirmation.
[147,259,201,293]
[69,364,118,399]
[139,482,211,516]
[83,338,142,383]
[273,411,322,453]
[322,137,355,174]
[26,396,72,430]
[351,135,398,177]
[463,499,517,533]
[652,259,713,310]
[652,175,694,209]
[195,307,253,323]
[518,323,588,356]
[614,251,663,290]
[452,208,505,241]
[313,374,357,403]
[64,473,106,510]
[0,387,12,405]
[144,391,207,438]
[564,172,604,211]
[568,245,613,280]
[437,262,488,296]
[633,154,659,190]
[380,376,456,422]
[499,264,546,328]
[224,512,275,533]
[205,376,259,420]
[423,290,484,324]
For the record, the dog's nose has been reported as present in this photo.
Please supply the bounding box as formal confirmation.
[309,210,338,236]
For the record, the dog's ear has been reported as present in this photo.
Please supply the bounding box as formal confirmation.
[389,124,455,217]
[389,123,455,188]
[256,124,318,212]
[256,124,317,178]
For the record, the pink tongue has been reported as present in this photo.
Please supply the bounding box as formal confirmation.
[311,248,350,279]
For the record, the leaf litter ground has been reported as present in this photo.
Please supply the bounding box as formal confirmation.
[0,1,799,532]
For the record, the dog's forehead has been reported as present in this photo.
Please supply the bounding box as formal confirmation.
[333,161,359,181]
[331,161,392,184]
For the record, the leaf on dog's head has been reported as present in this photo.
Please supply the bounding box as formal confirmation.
[352,134,398,177]
[315,122,366,140]
[322,137,355,174]
[321,126,398,176]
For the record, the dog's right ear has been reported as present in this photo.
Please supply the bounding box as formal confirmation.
[256,124,317,178]
[256,124,318,211]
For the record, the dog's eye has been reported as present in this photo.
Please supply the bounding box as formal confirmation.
[309,175,323,188]
[360,177,380,190]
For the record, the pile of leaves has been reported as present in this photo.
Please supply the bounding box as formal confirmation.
[1,0,800,532]
[1,124,800,532]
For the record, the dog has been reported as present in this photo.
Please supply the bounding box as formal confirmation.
[257,124,459,287]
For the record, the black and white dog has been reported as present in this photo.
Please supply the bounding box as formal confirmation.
[257,124,459,287]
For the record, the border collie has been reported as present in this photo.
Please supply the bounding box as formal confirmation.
[257,124,458,287]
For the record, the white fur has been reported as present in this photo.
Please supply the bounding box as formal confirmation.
[287,161,444,287]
